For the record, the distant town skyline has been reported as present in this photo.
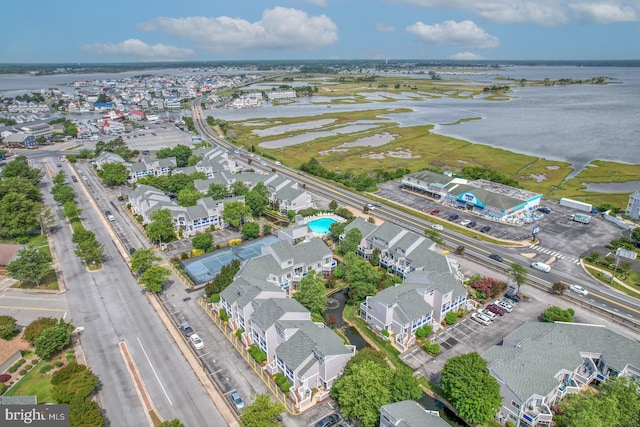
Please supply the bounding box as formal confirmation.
[3,0,640,63]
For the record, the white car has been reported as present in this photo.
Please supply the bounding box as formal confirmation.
[431,224,444,231]
[495,300,513,313]
[190,334,204,350]
[471,311,491,326]
[569,284,589,296]
[531,261,551,273]
[481,309,497,320]
[459,219,471,226]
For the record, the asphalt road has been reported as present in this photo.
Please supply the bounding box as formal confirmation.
[30,150,226,427]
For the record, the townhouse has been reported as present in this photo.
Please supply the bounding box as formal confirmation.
[345,218,468,349]
[380,401,452,427]
[129,156,177,181]
[129,183,244,236]
[263,174,313,214]
[218,228,351,408]
[94,152,128,170]
[482,322,640,427]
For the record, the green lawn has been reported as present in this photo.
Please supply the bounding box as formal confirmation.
[6,365,55,404]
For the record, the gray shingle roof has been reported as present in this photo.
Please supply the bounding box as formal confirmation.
[276,320,352,370]
[404,270,466,299]
[343,216,378,237]
[270,238,331,266]
[482,322,640,402]
[251,298,309,331]
[370,283,433,323]
[380,400,452,427]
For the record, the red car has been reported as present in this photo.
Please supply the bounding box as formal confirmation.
[430,209,440,215]
[486,304,506,316]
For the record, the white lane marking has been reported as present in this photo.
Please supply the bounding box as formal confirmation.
[137,336,173,405]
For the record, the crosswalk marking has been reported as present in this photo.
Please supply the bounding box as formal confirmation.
[528,245,581,264]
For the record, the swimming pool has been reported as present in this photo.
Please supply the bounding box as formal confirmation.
[307,217,338,234]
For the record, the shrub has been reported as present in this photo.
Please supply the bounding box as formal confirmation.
[23,364,33,371]
[415,325,433,340]
[445,311,457,325]
[380,329,389,337]
[0,373,11,382]
[279,380,291,393]
[19,369,27,376]
[422,342,441,355]
[542,306,575,323]
[39,364,53,374]
[8,366,17,374]
[219,309,229,322]
[54,361,63,367]
[274,373,286,385]
[0,315,18,340]
[34,322,72,360]
[209,293,220,303]
[248,344,267,364]
[235,328,244,339]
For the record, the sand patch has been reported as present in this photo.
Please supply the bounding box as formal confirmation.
[530,174,547,183]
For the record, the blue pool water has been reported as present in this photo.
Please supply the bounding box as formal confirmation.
[307,217,338,234]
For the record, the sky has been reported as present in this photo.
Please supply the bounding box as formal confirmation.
[2,0,640,63]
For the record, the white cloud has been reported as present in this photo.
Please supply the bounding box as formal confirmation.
[138,7,338,52]
[569,3,638,23]
[375,22,396,32]
[79,39,195,61]
[300,0,328,5]
[395,0,567,25]
[406,20,499,49]
[449,51,485,60]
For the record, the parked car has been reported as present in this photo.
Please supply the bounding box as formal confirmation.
[466,221,477,228]
[315,414,340,427]
[569,284,589,296]
[495,300,513,312]
[531,261,551,273]
[56,163,62,167]
[481,309,497,320]
[129,247,136,255]
[104,210,115,221]
[460,219,471,226]
[486,304,506,316]
[537,207,552,214]
[447,214,459,221]
[488,253,503,262]
[471,311,491,326]
[71,176,78,182]
[180,322,194,337]
[190,333,204,349]
[430,209,440,215]
[431,224,444,231]
[480,225,491,233]
[229,390,245,410]
[504,293,521,303]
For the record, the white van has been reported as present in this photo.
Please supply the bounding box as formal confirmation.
[531,262,551,273]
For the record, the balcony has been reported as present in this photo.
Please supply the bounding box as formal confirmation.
[521,403,553,425]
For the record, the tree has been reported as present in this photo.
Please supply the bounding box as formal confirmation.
[97,162,129,186]
[38,204,56,235]
[440,352,502,424]
[139,265,170,292]
[239,393,284,427]
[245,182,269,215]
[205,259,241,296]
[146,209,176,243]
[34,321,73,360]
[542,306,575,322]
[52,364,99,403]
[6,246,52,286]
[52,171,66,186]
[130,248,161,274]
[177,187,201,207]
[191,233,214,252]
[172,144,193,167]
[331,359,392,427]
[75,237,105,266]
[231,181,250,196]
[51,183,75,204]
[0,192,41,238]
[0,156,43,184]
[341,253,381,303]
[328,221,346,241]
[339,228,362,255]
[23,317,58,344]
[0,176,41,201]
[293,271,327,314]
[0,315,17,340]
[241,222,260,240]
[159,420,185,427]
[552,282,566,295]
[389,367,422,402]
[329,200,339,211]
[207,183,229,200]
[506,263,528,292]
[69,398,105,427]
[424,228,444,246]
[223,201,251,229]
[344,348,387,374]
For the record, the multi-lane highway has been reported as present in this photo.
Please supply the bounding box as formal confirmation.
[191,103,640,328]
[23,149,226,427]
